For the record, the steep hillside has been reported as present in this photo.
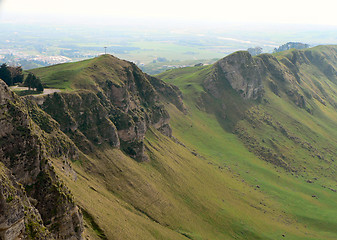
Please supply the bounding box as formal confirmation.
[2,47,337,240]
[0,81,83,239]
[201,45,337,175]
[158,45,337,239]
[31,55,185,161]
[159,45,337,176]
[28,55,307,239]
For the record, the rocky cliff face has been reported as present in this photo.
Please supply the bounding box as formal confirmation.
[0,163,52,240]
[202,46,337,170]
[30,55,185,161]
[204,47,337,108]
[0,55,184,239]
[0,80,83,240]
[260,47,337,109]
[28,90,120,154]
[204,51,264,100]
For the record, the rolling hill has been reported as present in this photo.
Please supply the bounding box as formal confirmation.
[2,46,337,239]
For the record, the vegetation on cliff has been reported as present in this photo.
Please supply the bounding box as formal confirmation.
[0,81,83,239]
[2,45,337,239]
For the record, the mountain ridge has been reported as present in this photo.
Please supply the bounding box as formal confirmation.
[30,54,186,161]
[2,45,337,239]
[159,45,337,172]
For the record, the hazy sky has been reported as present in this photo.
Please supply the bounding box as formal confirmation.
[1,0,337,26]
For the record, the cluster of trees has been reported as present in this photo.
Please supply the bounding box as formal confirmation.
[0,63,24,86]
[24,73,44,92]
[0,63,44,92]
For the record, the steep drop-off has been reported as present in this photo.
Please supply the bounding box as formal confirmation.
[158,45,337,239]
[30,55,185,161]
[165,46,337,174]
[2,46,337,240]
[0,81,83,240]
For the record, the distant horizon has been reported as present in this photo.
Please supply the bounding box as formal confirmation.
[1,0,337,72]
[1,18,336,46]
[2,0,337,27]
[2,13,337,29]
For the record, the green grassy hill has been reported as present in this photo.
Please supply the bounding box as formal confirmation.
[30,54,132,90]
[157,45,337,239]
[22,47,337,239]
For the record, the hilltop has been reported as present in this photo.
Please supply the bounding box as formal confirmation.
[2,46,337,239]
[29,55,133,91]
[158,45,337,238]
[159,45,337,176]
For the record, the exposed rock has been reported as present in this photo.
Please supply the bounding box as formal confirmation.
[286,90,306,108]
[28,55,185,162]
[0,80,83,239]
[30,91,120,153]
[255,54,292,83]
[269,81,279,96]
[147,74,187,113]
[205,51,264,100]
[203,48,337,117]
[0,164,51,240]
[97,63,175,161]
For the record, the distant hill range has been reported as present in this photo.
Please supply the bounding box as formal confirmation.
[274,42,310,53]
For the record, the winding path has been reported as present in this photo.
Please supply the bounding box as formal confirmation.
[9,86,61,96]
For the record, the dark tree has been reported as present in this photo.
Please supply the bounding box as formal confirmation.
[8,66,24,84]
[13,74,24,84]
[24,73,35,90]
[0,63,13,86]
[36,81,44,92]
[24,72,43,92]
[31,75,38,90]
